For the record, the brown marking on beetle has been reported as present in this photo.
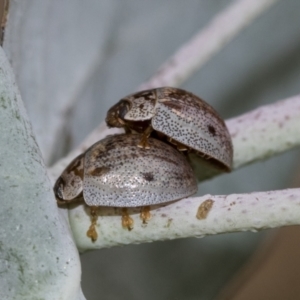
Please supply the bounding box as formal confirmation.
[88,143,106,163]
[141,172,154,182]
[160,100,182,112]
[167,89,189,99]
[137,90,156,101]
[64,155,84,178]
[140,206,151,224]
[69,158,82,172]
[196,199,214,220]
[88,166,110,177]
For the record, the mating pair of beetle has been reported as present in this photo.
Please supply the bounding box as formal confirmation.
[54,87,233,242]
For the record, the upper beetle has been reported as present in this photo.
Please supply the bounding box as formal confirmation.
[106,87,233,172]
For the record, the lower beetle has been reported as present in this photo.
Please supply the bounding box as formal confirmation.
[54,133,197,242]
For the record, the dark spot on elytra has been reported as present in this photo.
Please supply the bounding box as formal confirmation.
[139,104,144,109]
[208,125,216,136]
[141,172,155,182]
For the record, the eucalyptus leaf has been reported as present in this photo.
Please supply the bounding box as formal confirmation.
[0,47,84,300]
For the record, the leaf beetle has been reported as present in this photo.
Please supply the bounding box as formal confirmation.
[106,87,233,171]
[54,133,197,241]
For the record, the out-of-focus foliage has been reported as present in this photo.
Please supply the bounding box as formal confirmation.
[0,46,84,300]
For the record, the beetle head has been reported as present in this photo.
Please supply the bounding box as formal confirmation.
[54,154,84,204]
[106,100,130,128]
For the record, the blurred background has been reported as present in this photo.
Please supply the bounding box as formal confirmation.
[3,0,300,299]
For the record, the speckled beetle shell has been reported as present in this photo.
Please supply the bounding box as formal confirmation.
[55,133,198,241]
[54,133,197,207]
[106,87,233,171]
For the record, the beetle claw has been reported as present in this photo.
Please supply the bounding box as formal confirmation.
[87,224,98,242]
[168,137,188,151]
[86,206,99,242]
[138,137,151,149]
[137,126,153,149]
[140,206,151,224]
[121,208,134,230]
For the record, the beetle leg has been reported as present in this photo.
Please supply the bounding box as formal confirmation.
[86,206,99,242]
[168,137,188,151]
[198,151,211,160]
[121,208,134,230]
[176,143,188,151]
[124,126,132,134]
[140,206,151,224]
[138,126,153,149]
